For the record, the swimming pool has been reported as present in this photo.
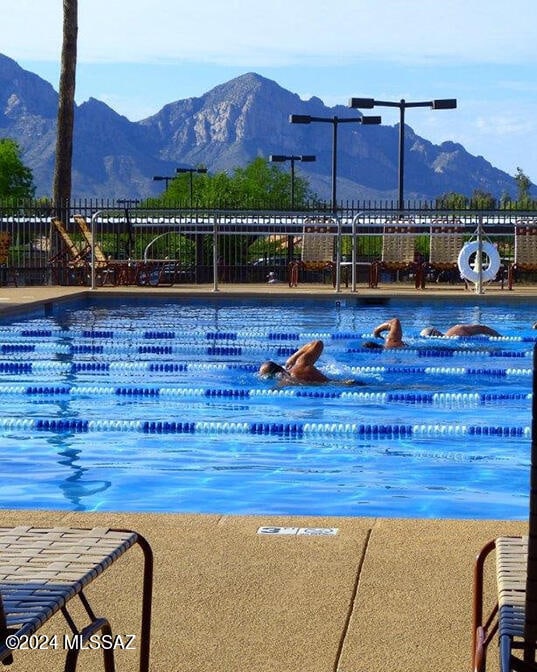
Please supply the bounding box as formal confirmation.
[1,294,536,519]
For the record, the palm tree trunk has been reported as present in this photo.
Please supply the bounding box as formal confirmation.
[53,0,78,220]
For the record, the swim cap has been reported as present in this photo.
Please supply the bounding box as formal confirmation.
[420,327,443,337]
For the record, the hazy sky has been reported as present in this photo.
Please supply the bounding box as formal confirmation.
[5,0,537,181]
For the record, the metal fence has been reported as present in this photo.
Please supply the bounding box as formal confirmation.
[0,200,536,289]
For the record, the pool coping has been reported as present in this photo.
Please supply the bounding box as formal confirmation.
[0,281,536,318]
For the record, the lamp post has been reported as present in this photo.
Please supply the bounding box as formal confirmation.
[290,113,380,293]
[289,114,381,214]
[349,97,457,210]
[269,154,316,264]
[152,175,174,190]
[269,154,316,208]
[176,167,208,207]
[116,199,140,259]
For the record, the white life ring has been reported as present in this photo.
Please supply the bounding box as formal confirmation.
[457,241,501,283]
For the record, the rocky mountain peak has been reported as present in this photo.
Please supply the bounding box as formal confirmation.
[0,53,525,200]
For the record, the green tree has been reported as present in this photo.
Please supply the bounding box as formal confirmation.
[435,192,468,210]
[469,189,496,210]
[150,158,315,209]
[0,138,34,199]
[53,0,78,213]
[230,157,314,208]
[514,167,532,207]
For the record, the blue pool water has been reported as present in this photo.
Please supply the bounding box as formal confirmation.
[0,294,536,519]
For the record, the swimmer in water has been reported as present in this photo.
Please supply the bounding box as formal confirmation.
[371,318,406,349]
[366,318,500,349]
[420,324,500,337]
[259,340,363,386]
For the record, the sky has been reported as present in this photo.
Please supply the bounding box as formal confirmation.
[4,0,537,182]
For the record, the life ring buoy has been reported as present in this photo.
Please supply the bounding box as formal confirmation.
[457,241,501,283]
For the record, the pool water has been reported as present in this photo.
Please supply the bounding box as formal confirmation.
[0,295,536,519]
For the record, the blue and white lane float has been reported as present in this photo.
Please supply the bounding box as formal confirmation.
[0,385,530,407]
[2,325,537,343]
[0,416,530,437]
[0,360,531,378]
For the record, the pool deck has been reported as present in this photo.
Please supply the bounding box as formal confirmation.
[0,282,535,672]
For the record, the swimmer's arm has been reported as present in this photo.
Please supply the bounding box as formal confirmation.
[285,340,323,369]
[373,322,390,339]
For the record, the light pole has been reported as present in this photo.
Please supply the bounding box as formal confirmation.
[269,154,316,208]
[152,175,174,190]
[176,167,208,207]
[116,199,140,259]
[289,114,381,215]
[290,113,380,293]
[349,97,457,210]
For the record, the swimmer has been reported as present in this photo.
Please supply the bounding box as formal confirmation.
[420,324,500,338]
[371,318,406,349]
[259,340,362,386]
[368,318,500,349]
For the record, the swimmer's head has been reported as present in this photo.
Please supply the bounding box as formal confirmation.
[362,341,384,350]
[420,327,443,337]
[259,361,287,378]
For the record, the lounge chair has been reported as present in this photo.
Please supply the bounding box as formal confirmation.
[508,221,537,290]
[423,220,466,287]
[472,344,537,671]
[49,218,90,285]
[0,232,17,287]
[289,222,336,287]
[0,525,153,671]
[370,220,424,289]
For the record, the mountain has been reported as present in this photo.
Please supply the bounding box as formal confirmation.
[0,53,523,202]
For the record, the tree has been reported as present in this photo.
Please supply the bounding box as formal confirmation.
[53,0,78,213]
[435,192,468,210]
[469,189,496,210]
[151,158,315,209]
[514,167,532,206]
[0,138,34,199]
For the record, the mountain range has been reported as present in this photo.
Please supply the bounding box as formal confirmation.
[0,53,524,202]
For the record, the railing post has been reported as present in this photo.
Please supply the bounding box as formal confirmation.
[212,213,219,292]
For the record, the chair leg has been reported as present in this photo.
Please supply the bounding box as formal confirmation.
[288,262,299,287]
[414,263,425,289]
[508,265,515,290]
[472,539,498,671]
[370,262,379,288]
[63,618,116,672]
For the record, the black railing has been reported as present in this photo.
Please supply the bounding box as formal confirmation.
[0,200,534,287]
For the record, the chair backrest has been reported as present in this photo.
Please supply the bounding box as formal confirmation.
[51,217,84,260]
[429,225,465,264]
[74,215,108,263]
[514,222,537,266]
[0,233,10,265]
[381,225,416,263]
[301,225,335,262]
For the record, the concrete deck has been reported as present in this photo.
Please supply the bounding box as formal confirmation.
[0,282,534,672]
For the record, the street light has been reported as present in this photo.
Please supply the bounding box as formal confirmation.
[289,114,381,214]
[269,154,316,208]
[152,175,174,189]
[290,113,381,293]
[116,199,140,258]
[349,97,457,210]
[176,167,208,207]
